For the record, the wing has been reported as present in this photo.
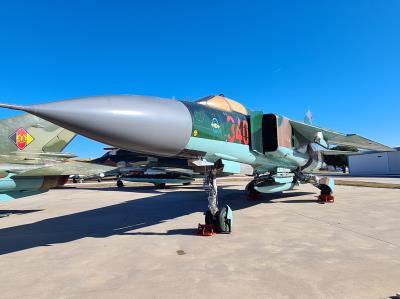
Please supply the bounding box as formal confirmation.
[11,151,77,159]
[290,120,394,151]
[12,161,117,177]
[321,150,366,156]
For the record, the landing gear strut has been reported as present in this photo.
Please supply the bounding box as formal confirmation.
[198,160,233,236]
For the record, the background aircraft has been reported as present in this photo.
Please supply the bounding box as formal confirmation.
[90,148,196,188]
[71,147,252,188]
[0,113,115,203]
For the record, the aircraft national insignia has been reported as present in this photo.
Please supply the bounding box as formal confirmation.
[9,128,34,150]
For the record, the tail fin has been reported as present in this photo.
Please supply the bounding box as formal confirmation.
[304,110,313,125]
[0,113,76,154]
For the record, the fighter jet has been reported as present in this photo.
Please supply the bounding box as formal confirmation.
[0,113,115,203]
[71,147,239,188]
[88,148,196,188]
[0,94,393,231]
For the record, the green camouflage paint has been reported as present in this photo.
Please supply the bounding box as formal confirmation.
[182,101,250,145]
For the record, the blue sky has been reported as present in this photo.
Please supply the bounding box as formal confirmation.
[0,0,399,157]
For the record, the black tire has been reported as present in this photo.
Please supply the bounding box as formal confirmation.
[182,182,191,186]
[205,210,214,225]
[97,178,102,182]
[72,178,78,184]
[217,207,231,233]
[319,184,332,195]
[155,183,166,189]
[117,180,124,188]
[246,182,261,199]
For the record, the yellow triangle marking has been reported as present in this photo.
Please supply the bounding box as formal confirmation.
[26,132,34,145]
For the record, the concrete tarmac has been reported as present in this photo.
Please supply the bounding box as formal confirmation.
[0,181,400,299]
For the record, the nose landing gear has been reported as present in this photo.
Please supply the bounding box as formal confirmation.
[198,160,233,236]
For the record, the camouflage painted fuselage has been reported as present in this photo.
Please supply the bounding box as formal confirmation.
[182,101,312,174]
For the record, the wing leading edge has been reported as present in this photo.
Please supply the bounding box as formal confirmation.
[12,161,116,177]
[290,120,394,152]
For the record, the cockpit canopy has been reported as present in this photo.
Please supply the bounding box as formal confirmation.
[196,94,249,115]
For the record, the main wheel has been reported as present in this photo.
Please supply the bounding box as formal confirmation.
[117,179,124,188]
[246,182,261,200]
[154,183,166,189]
[72,178,78,183]
[319,184,332,195]
[182,182,191,186]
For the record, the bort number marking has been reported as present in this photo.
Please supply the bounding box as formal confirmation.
[227,115,249,145]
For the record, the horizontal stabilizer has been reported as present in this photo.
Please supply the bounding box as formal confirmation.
[290,120,394,152]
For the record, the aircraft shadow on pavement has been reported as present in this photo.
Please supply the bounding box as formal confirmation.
[0,209,43,218]
[63,183,216,192]
[278,198,322,204]
[0,188,315,255]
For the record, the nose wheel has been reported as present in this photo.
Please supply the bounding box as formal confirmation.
[216,206,232,233]
[202,205,232,234]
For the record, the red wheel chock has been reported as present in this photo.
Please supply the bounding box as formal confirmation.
[318,194,335,202]
[197,224,217,236]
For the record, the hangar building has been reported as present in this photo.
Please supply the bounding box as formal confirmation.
[348,147,400,175]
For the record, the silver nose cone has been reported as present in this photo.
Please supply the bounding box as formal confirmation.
[2,95,193,157]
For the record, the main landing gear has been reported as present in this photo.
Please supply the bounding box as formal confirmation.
[245,180,261,200]
[198,161,233,236]
[154,183,166,189]
[116,179,124,188]
[316,177,335,202]
[295,172,335,203]
[245,171,335,203]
